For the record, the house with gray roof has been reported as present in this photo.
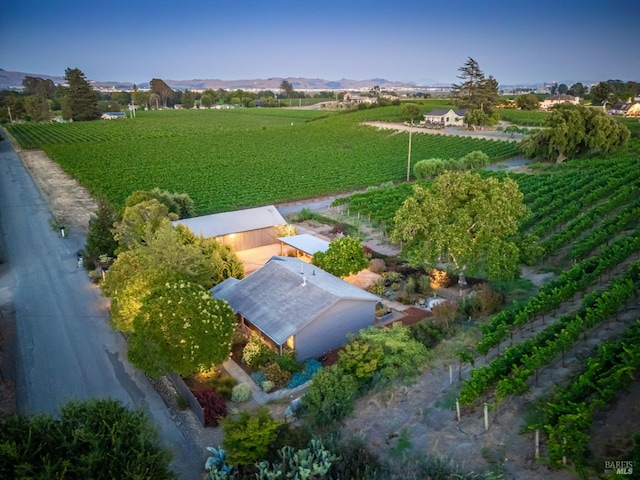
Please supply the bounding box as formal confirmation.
[423,108,468,127]
[173,205,287,251]
[211,256,380,360]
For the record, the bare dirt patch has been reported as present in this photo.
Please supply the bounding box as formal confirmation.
[19,149,97,233]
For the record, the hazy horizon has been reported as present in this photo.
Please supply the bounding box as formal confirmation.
[2,0,639,86]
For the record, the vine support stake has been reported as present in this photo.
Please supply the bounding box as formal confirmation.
[535,429,540,459]
[484,402,489,432]
[456,398,460,422]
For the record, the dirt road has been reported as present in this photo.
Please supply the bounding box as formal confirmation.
[361,120,524,142]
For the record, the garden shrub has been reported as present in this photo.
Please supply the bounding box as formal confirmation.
[241,334,276,368]
[287,359,322,389]
[368,279,386,295]
[193,388,227,427]
[358,323,428,380]
[261,380,275,392]
[222,407,282,466]
[418,274,432,294]
[231,383,252,403]
[381,271,402,285]
[273,350,304,373]
[301,364,359,428]
[205,372,238,400]
[430,300,459,330]
[410,321,444,349]
[259,362,292,388]
[338,339,384,386]
[429,269,451,288]
[250,371,266,386]
[467,282,504,319]
[369,257,386,273]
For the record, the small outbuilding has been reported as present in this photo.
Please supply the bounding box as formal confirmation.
[211,256,380,361]
[173,205,287,251]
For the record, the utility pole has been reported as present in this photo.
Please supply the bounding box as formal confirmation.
[406,130,412,182]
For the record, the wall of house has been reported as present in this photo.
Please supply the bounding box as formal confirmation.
[218,226,281,251]
[293,300,376,360]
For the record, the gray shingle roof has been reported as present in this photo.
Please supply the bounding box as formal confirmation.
[210,256,379,345]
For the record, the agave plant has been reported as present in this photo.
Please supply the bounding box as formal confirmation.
[205,446,234,479]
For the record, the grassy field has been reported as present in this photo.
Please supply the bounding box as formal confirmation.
[8,104,518,214]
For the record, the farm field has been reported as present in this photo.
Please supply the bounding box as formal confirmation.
[7,105,519,215]
[337,133,640,478]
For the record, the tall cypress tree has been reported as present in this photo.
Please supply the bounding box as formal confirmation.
[63,68,100,121]
[451,57,500,114]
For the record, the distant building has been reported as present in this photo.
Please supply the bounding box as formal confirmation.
[539,95,580,110]
[609,102,640,117]
[343,92,377,105]
[422,108,468,127]
[101,112,127,119]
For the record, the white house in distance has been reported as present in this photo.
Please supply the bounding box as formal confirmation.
[211,256,380,361]
[422,108,468,127]
[539,94,580,110]
[172,205,287,251]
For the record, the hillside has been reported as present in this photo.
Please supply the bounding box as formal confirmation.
[0,68,418,92]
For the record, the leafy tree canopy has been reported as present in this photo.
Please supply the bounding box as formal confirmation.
[401,103,421,124]
[103,219,244,332]
[515,93,540,110]
[128,280,236,377]
[125,188,195,219]
[0,398,175,479]
[451,57,500,114]
[392,171,529,280]
[149,78,174,107]
[520,103,630,162]
[312,236,369,277]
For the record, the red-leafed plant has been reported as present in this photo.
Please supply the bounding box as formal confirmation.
[193,388,227,427]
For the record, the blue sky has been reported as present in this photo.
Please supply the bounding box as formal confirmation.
[1,0,639,85]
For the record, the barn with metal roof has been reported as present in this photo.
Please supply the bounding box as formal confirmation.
[173,205,287,251]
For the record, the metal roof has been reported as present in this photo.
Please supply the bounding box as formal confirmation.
[278,234,329,256]
[173,205,287,238]
[210,256,379,345]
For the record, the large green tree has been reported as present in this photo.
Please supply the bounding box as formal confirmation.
[85,196,119,260]
[589,81,615,106]
[0,399,175,479]
[401,103,421,124]
[520,103,630,162]
[127,280,236,377]
[392,171,529,280]
[515,93,540,110]
[280,80,294,105]
[63,68,100,121]
[150,78,174,108]
[103,218,244,332]
[451,57,500,114]
[312,236,369,278]
[24,95,50,122]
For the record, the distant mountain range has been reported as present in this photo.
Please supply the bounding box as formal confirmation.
[0,69,432,91]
